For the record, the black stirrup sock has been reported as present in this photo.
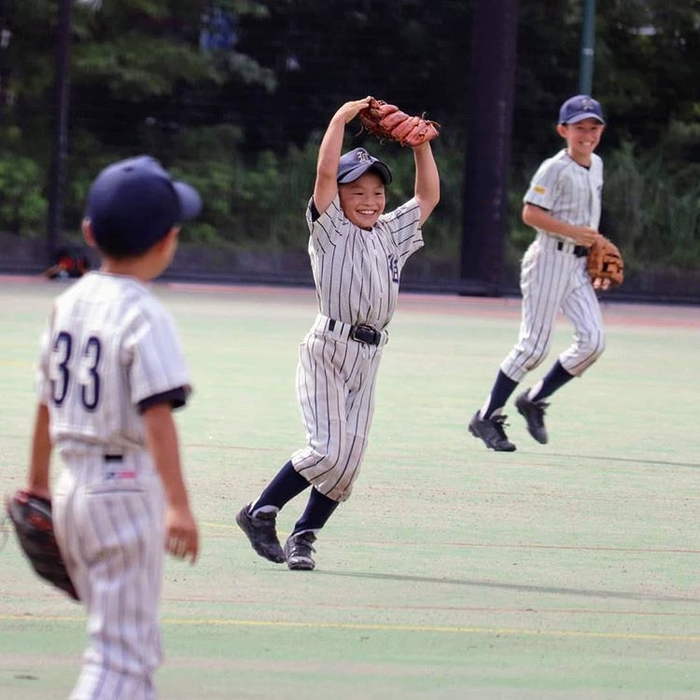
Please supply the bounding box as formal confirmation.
[292,487,340,533]
[253,461,310,513]
[530,361,574,402]
[483,370,518,418]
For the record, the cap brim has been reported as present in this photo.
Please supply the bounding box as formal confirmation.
[562,112,605,125]
[337,162,392,185]
[174,181,203,220]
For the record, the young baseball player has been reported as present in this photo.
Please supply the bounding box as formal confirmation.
[469,94,607,451]
[22,155,201,699]
[237,96,440,570]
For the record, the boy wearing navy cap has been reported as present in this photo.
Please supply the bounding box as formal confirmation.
[22,155,201,699]
[469,95,610,451]
[236,97,440,571]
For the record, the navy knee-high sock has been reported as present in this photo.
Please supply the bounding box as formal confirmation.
[481,370,519,419]
[251,461,310,513]
[292,488,340,534]
[530,361,574,402]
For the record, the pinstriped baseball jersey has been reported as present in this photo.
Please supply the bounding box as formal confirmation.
[306,194,424,328]
[36,270,190,700]
[500,150,606,382]
[37,272,191,456]
[524,149,603,231]
[292,194,423,501]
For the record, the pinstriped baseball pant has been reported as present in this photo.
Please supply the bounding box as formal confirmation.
[54,451,164,700]
[501,234,605,383]
[291,327,384,503]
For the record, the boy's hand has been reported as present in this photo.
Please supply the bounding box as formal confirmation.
[165,504,199,563]
[569,226,599,247]
[334,97,373,124]
[23,485,52,501]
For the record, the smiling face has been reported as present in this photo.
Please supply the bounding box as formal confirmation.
[338,170,387,229]
[557,118,605,166]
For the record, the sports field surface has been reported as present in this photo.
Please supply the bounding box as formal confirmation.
[0,278,698,699]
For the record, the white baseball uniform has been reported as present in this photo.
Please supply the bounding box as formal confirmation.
[36,271,191,700]
[500,149,606,382]
[291,194,423,502]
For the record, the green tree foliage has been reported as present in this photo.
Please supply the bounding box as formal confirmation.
[595,0,700,146]
[0,0,698,271]
[0,157,47,234]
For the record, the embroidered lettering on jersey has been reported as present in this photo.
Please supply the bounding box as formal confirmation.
[388,254,399,283]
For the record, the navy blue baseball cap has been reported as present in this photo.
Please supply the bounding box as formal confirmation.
[86,155,202,257]
[558,95,605,125]
[337,147,392,185]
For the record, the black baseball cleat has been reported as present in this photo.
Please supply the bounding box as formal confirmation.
[468,412,516,452]
[284,531,317,571]
[236,504,286,563]
[515,391,549,444]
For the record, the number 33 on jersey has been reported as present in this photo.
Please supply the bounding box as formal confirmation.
[39,274,190,450]
[49,332,101,410]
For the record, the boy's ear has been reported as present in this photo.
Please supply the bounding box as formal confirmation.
[82,219,98,248]
[153,225,180,248]
[153,226,180,253]
[556,123,568,138]
[162,226,180,246]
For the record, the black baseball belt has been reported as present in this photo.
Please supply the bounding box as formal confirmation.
[556,240,588,258]
[348,323,382,346]
[318,315,386,346]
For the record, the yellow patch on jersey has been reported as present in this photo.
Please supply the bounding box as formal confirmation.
[533,184,547,195]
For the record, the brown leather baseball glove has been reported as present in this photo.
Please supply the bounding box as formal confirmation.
[586,236,624,290]
[5,490,79,600]
[359,97,440,148]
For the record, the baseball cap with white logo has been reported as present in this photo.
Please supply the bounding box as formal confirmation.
[558,95,605,125]
[86,155,202,257]
[337,147,392,185]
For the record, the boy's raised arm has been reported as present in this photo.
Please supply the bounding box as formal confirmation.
[313,97,372,215]
[413,142,440,227]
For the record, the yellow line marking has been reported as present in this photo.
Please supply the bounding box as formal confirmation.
[202,521,237,530]
[2,614,698,643]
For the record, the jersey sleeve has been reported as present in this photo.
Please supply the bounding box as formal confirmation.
[125,303,191,410]
[138,387,189,412]
[306,194,345,250]
[381,197,424,260]
[523,155,564,211]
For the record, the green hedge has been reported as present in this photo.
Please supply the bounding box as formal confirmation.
[3,123,698,274]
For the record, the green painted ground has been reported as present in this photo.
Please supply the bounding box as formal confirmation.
[0,279,698,699]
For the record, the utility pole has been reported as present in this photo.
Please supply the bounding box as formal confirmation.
[579,0,596,95]
[460,0,519,294]
[46,0,72,264]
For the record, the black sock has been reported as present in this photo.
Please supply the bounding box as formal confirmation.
[530,361,574,402]
[292,487,340,534]
[482,370,519,419]
[252,461,310,513]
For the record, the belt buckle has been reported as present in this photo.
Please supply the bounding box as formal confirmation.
[351,324,380,345]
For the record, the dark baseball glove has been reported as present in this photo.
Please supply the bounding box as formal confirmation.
[586,236,624,290]
[5,490,79,600]
[359,97,440,148]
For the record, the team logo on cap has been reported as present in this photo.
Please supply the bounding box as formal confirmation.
[356,149,372,162]
[580,97,596,111]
